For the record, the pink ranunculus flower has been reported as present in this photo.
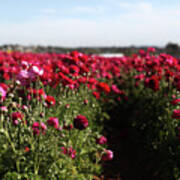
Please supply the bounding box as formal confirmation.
[21,61,29,69]
[96,136,107,145]
[17,70,32,86]
[61,146,76,159]
[18,70,29,79]
[22,105,28,111]
[172,109,180,119]
[0,83,8,101]
[0,87,6,99]
[111,84,121,94]
[41,122,47,131]
[68,147,76,159]
[32,122,47,135]
[29,65,44,76]
[47,117,59,129]
[147,47,156,53]
[102,150,113,161]
[0,106,8,112]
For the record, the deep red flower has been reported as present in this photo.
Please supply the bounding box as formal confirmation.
[73,115,88,130]
[171,99,180,105]
[11,112,24,125]
[165,70,174,81]
[63,124,73,130]
[144,75,159,91]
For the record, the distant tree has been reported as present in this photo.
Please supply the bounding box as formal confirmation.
[165,42,180,56]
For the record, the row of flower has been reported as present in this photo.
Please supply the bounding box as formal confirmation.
[1,48,180,179]
[106,48,180,179]
[0,50,117,179]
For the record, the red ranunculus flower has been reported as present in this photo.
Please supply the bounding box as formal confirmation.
[93,91,100,99]
[24,146,30,153]
[45,95,56,107]
[11,112,24,125]
[97,82,111,94]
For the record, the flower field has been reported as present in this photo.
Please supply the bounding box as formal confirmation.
[0,48,180,179]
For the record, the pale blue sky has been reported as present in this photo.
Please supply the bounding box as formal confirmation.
[0,0,180,46]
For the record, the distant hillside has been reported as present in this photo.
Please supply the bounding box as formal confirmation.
[0,42,180,57]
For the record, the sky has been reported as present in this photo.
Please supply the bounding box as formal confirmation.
[0,0,180,47]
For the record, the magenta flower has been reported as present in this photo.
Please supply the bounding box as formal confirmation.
[17,70,33,86]
[172,109,180,119]
[41,122,47,131]
[147,47,156,53]
[102,150,113,161]
[111,84,121,94]
[61,146,76,159]
[0,106,8,112]
[96,136,107,145]
[171,99,180,105]
[0,86,6,99]
[0,83,8,101]
[32,122,47,135]
[47,117,59,129]
[68,147,76,159]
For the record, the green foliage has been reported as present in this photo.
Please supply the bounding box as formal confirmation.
[0,83,107,179]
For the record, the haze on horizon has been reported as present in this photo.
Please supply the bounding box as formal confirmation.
[0,0,179,47]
